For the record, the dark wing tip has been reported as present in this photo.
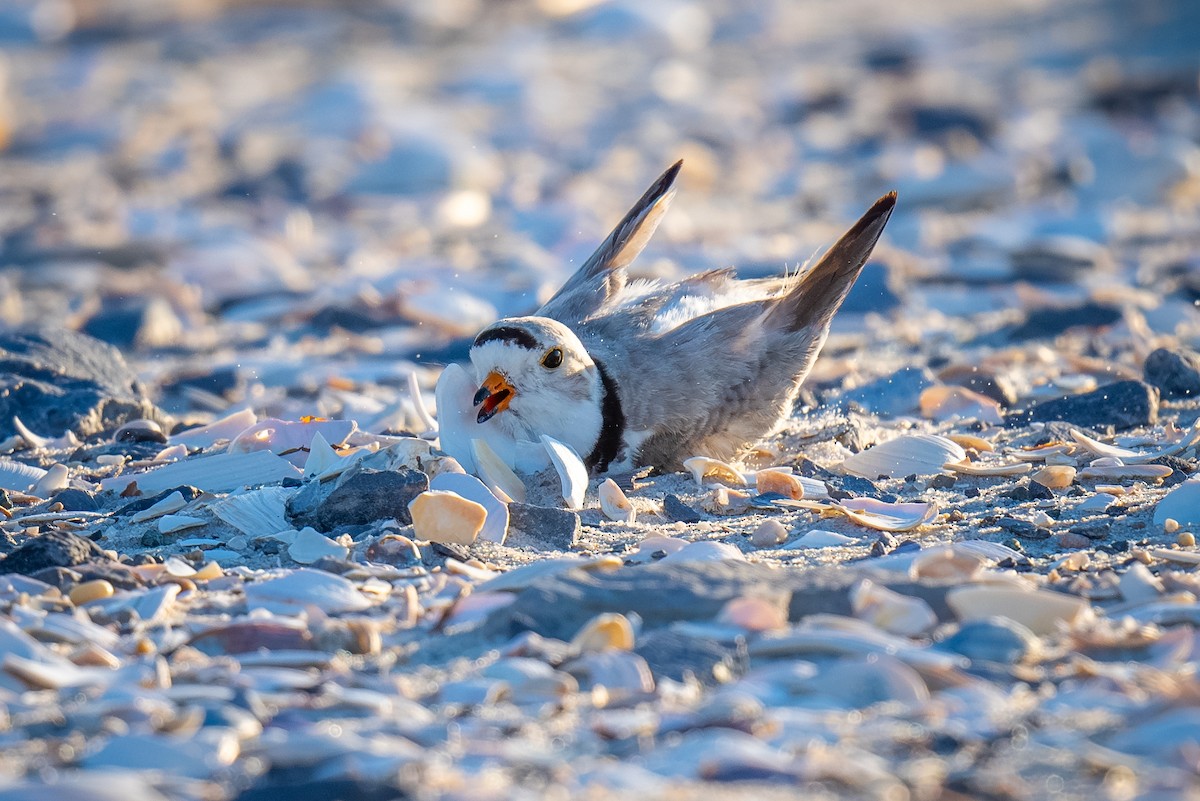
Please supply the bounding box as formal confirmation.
[844,190,898,240]
[649,159,684,198]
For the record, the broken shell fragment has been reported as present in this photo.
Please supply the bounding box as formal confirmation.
[1078,461,1173,481]
[409,490,487,545]
[571,613,635,652]
[684,457,747,488]
[839,498,938,532]
[472,438,526,503]
[541,435,588,511]
[69,579,114,606]
[430,472,509,544]
[130,491,187,523]
[850,579,937,636]
[946,585,1091,636]
[288,528,350,564]
[840,435,966,479]
[947,433,993,452]
[753,469,804,500]
[598,479,635,523]
[1032,465,1077,489]
[919,385,1003,424]
[945,460,1032,477]
[700,485,751,515]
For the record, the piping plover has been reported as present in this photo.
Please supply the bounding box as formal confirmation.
[470,161,896,473]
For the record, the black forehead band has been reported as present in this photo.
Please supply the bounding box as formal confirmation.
[473,326,539,350]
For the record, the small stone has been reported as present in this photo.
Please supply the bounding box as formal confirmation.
[1054,532,1091,550]
[1164,518,1180,534]
[1144,347,1200,398]
[1179,532,1196,548]
[68,578,114,605]
[0,531,113,575]
[928,474,957,490]
[506,502,581,550]
[1021,380,1159,430]
[52,489,100,512]
[662,494,702,523]
[365,533,422,566]
[1007,301,1122,340]
[312,468,428,530]
[750,519,788,548]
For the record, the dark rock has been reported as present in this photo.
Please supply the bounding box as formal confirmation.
[1069,522,1109,540]
[1006,301,1122,340]
[661,494,702,524]
[841,367,935,416]
[1144,348,1200,398]
[928,474,957,490]
[308,468,428,530]
[997,518,1050,540]
[0,489,11,509]
[0,531,112,575]
[1009,238,1108,284]
[286,480,331,522]
[939,618,1036,664]
[113,420,167,444]
[1019,381,1159,430]
[506,503,581,550]
[1151,456,1192,487]
[634,629,744,686]
[72,561,144,590]
[81,297,182,350]
[28,566,82,590]
[0,327,164,439]
[52,488,99,512]
[116,486,202,516]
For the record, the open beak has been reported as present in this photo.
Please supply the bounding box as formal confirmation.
[473,370,516,423]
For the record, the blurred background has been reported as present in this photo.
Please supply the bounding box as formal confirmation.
[0,0,1198,425]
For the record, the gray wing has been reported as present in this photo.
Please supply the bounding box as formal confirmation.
[538,160,682,326]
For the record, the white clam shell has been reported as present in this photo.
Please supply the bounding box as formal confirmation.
[0,458,47,492]
[472,438,526,503]
[101,450,302,495]
[169,407,258,449]
[850,579,937,636]
[430,472,509,544]
[783,529,857,549]
[598,479,635,523]
[839,498,938,532]
[288,527,350,564]
[541,434,588,511]
[840,435,966,479]
[245,568,372,615]
[683,456,746,488]
[211,486,293,537]
[946,585,1091,636]
[1154,479,1200,527]
[408,489,487,545]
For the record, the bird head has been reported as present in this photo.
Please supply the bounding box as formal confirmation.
[468,317,604,452]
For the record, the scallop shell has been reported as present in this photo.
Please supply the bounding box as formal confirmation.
[1154,479,1200,527]
[753,469,804,500]
[850,579,937,636]
[541,435,588,511]
[1032,465,1076,489]
[408,490,487,546]
[946,585,1091,635]
[598,479,635,523]
[472,438,526,503]
[100,450,302,495]
[840,435,966,479]
[944,460,1032,477]
[430,472,509,544]
[169,407,258,449]
[839,498,938,532]
[0,459,47,492]
[211,486,293,537]
[918,385,1003,424]
[683,456,747,488]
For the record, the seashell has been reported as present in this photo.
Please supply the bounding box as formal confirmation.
[660,541,745,563]
[0,458,47,492]
[193,561,223,581]
[945,459,1031,477]
[946,585,1091,636]
[434,363,478,473]
[1012,442,1075,462]
[839,498,938,532]
[288,527,350,564]
[154,443,188,462]
[1153,479,1200,527]
[684,456,746,488]
[245,568,372,615]
[541,434,588,510]
[1077,492,1118,511]
[1078,461,1173,481]
[430,472,508,544]
[571,613,636,652]
[101,450,302,495]
[783,529,856,549]
[164,556,196,577]
[408,490,486,545]
[1032,465,1076,489]
[753,469,804,500]
[627,535,689,563]
[230,418,356,467]
[751,519,788,547]
[947,433,993,452]
[598,479,635,523]
[69,579,114,606]
[1071,426,1194,464]
[32,464,69,497]
[130,490,187,523]
[158,514,207,534]
[13,417,56,450]
[563,650,655,697]
[850,579,937,636]
[919,385,1003,424]
[699,485,751,514]
[910,545,988,580]
[717,596,787,631]
[1118,562,1163,603]
[1147,548,1200,566]
[840,435,966,479]
[406,371,438,434]
[211,486,293,537]
[472,438,526,503]
[169,407,258,449]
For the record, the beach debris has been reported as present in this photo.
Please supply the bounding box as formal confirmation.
[840,498,938,532]
[409,490,487,545]
[946,585,1091,635]
[599,478,636,523]
[430,472,509,544]
[840,435,966,479]
[684,456,747,488]
[918,385,1003,423]
[541,435,588,510]
[850,579,937,636]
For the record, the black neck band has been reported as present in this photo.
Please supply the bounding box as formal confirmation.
[585,359,625,474]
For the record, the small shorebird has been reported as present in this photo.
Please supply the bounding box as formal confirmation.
[468,161,896,473]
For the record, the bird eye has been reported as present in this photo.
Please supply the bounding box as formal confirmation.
[541,348,564,369]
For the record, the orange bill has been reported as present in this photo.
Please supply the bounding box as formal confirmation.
[473,371,516,423]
